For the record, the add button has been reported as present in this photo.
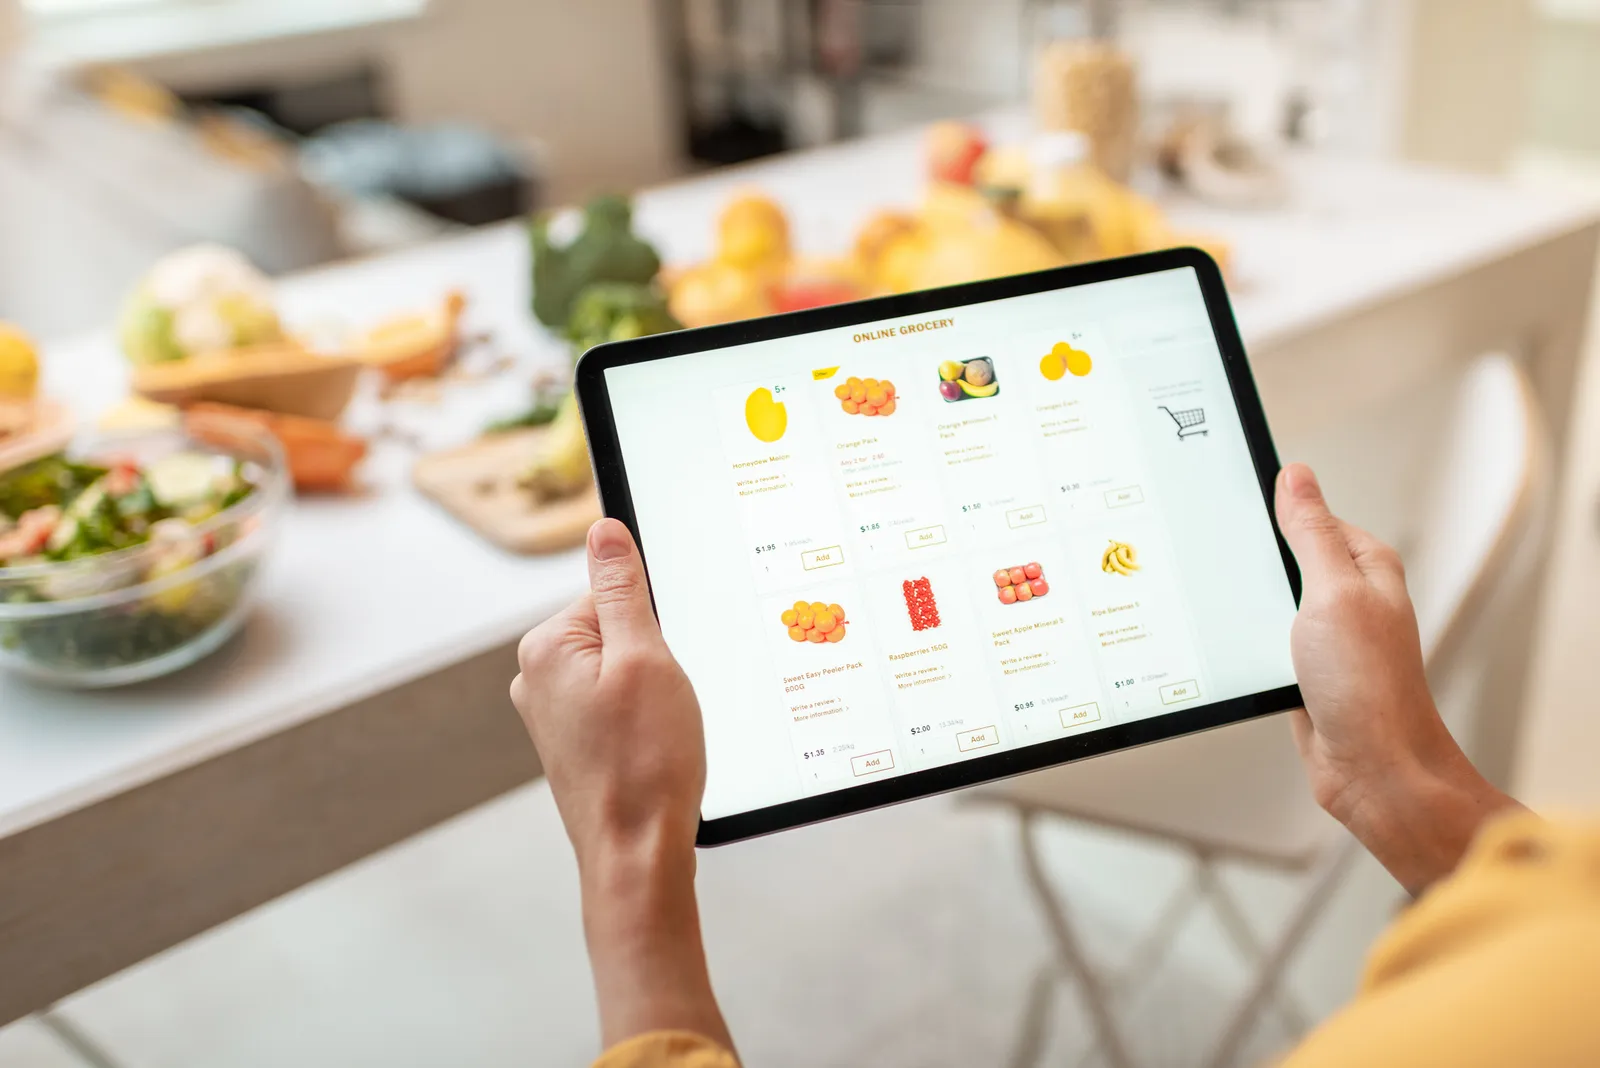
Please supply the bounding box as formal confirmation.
[801,545,844,571]
[1104,485,1145,508]
[1059,701,1102,729]
[1159,680,1200,705]
[851,750,896,777]
[905,525,947,549]
[957,725,1000,752]
[1006,505,1046,529]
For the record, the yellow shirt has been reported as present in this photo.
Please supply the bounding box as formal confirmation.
[594,814,1600,1068]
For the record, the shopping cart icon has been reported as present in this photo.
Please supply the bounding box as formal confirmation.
[1159,405,1209,440]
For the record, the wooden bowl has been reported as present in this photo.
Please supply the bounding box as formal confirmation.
[132,343,362,421]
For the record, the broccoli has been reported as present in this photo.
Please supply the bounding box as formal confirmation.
[565,283,681,357]
[530,195,663,330]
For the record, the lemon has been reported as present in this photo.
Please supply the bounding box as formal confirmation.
[0,322,39,400]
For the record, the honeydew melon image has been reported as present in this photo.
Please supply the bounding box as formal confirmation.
[744,387,788,442]
[1040,341,1092,380]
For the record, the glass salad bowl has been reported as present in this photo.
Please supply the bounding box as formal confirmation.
[0,415,288,688]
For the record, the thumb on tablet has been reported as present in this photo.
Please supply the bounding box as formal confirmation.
[1275,463,1354,588]
[586,518,661,647]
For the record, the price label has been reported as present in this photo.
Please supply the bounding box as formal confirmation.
[1113,678,1135,689]
[910,724,931,735]
[1060,482,1082,493]
[754,542,776,554]
[961,502,982,513]
[1013,700,1034,712]
[860,522,881,533]
[802,748,824,760]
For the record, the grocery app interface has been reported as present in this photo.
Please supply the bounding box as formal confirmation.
[606,268,1297,821]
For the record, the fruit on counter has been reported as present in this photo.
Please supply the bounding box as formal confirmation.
[972,144,1032,196]
[567,283,681,356]
[770,276,863,314]
[519,392,593,503]
[118,245,284,366]
[834,376,896,417]
[768,256,867,315]
[186,402,366,494]
[662,198,862,327]
[902,577,940,632]
[1102,540,1140,576]
[717,193,791,273]
[131,341,362,422]
[0,323,42,452]
[940,358,998,401]
[848,184,1068,296]
[0,323,39,401]
[782,599,847,644]
[667,260,773,329]
[971,134,1234,272]
[994,562,1049,605]
[744,387,788,444]
[926,121,989,186]
[530,195,662,330]
[853,210,920,279]
[898,185,1066,292]
[353,290,467,382]
[1040,340,1092,380]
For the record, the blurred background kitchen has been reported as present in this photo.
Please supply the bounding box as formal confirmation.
[1,2,1598,1067]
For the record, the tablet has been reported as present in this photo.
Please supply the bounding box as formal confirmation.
[577,248,1301,846]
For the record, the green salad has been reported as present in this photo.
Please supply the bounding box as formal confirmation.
[0,451,261,674]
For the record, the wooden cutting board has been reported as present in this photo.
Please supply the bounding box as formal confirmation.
[413,427,600,554]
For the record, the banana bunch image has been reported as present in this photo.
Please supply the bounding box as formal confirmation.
[1102,540,1140,576]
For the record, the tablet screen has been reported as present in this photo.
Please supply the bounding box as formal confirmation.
[604,266,1297,822]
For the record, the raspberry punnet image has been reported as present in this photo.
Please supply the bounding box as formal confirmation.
[902,577,941,632]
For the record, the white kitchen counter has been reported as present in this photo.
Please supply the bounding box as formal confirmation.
[2,115,1597,1022]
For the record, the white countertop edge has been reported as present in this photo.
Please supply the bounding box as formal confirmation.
[0,576,578,840]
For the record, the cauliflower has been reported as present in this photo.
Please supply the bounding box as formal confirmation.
[118,245,284,365]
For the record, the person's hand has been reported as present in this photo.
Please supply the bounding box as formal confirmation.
[511,517,704,870]
[511,518,732,1052]
[1275,463,1519,894]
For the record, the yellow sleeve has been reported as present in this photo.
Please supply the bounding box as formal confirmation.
[1281,812,1600,1067]
[591,1031,739,1068]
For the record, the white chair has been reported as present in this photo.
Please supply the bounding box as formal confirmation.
[972,353,1552,1068]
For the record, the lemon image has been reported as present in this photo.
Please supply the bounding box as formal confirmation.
[744,387,788,443]
[0,322,39,400]
[1041,341,1091,381]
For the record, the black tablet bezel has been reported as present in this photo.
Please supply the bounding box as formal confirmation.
[575,247,1303,847]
